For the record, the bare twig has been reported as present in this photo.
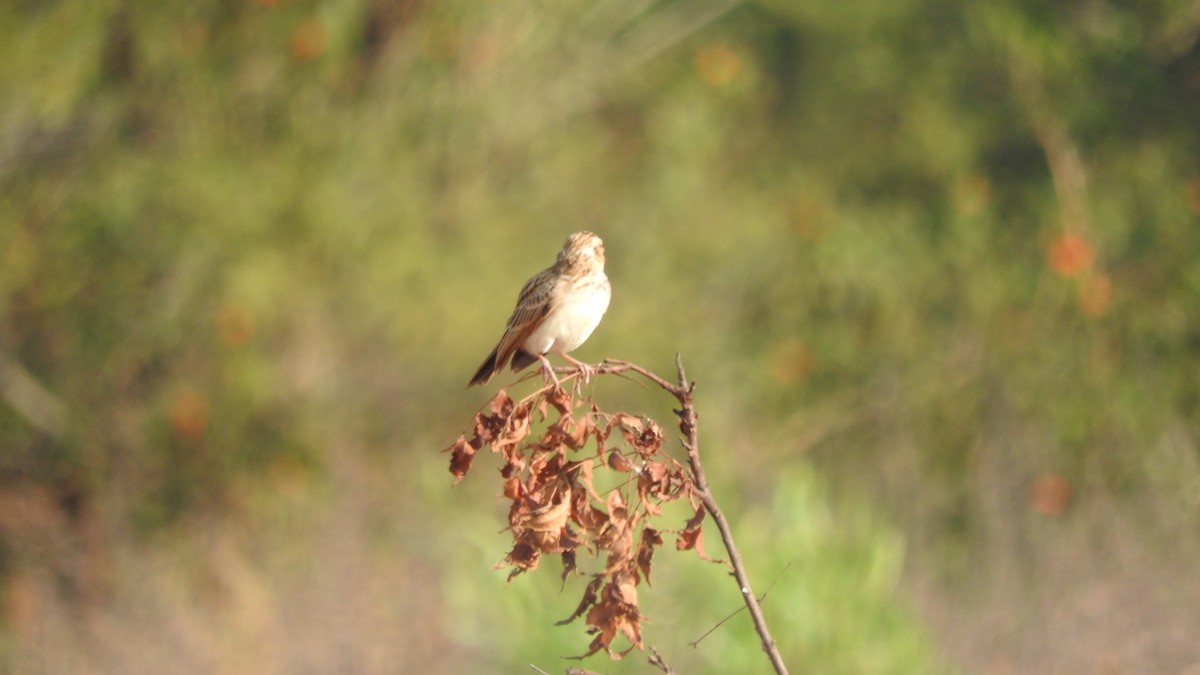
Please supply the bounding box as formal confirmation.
[1009,59,1093,236]
[647,645,677,674]
[0,353,67,440]
[601,356,790,675]
[691,562,792,647]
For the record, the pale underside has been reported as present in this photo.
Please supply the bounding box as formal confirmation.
[520,274,610,357]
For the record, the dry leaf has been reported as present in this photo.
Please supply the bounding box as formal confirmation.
[637,527,663,585]
[445,435,477,483]
[443,373,714,658]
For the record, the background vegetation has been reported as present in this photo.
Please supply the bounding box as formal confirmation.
[1,0,1198,672]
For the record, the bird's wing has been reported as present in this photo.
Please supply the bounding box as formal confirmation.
[490,269,559,370]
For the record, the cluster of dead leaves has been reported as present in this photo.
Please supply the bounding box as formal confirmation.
[444,386,710,659]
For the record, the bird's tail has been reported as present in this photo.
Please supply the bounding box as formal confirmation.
[468,348,500,387]
[510,349,538,373]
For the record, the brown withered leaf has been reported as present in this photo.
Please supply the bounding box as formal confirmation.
[503,504,578,579]
[676,527,705,557]
[558,574,604,625]
[498,541,539,581]
[474,390,513,445]
[575,458,603,503]
[502,476,521,500]
[603,490,638,573]
[559,524,583,551]
[491,389,513,414]
[682,501,706,532]
[580,571,643,658]
[567,413,594,450]
[537,414,574,453]
[594,413,614,455]
[529,446,567,483]
[591,489,629,552]
[610,413,638,440]
[496,402,532,457]
[529,527,565,553]
[607,449,635,473]
[636,462,667,515]
[524,495,572,536]
[466,390,535,477]
[507,486,574,560]
[561,549,578,583]
[605,524,635,574]
[636,527,663,585]
[570,483,609,534]
[676,503,707,553]
[592,519,617,552]
[616,415,665,458]
[636,460,688,515]
[606,489,629,529]
[546,386,572,415]
[508,478,561,530]
[445,435,478,483]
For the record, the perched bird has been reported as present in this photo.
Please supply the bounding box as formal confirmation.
[468,231,611,388]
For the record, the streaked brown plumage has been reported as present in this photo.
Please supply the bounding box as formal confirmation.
[468,232,611,388]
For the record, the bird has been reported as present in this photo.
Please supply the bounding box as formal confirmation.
[468,231,611,388]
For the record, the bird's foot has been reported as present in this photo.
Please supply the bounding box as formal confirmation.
[561,354,595,386]
[537,354,563,390]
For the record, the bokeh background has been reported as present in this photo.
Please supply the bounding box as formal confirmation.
[2,1,1200,673]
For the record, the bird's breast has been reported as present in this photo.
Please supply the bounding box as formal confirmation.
[521,273,611,356]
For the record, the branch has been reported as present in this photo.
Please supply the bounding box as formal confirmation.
[0,352,67,440]
[602,356,790,675]
[646,646,677,674]
[451,355,787,672]
[1007,49,1093,237]
[690,562,791,648]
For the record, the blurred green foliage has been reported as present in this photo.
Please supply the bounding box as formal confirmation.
[1,0,1199,672]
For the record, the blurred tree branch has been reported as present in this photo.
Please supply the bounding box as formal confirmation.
[0,116,96,182]
[0,353,67,441]
[1009,59,1094,236]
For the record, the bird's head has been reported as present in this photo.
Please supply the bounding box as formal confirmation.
[559,231,606,268]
